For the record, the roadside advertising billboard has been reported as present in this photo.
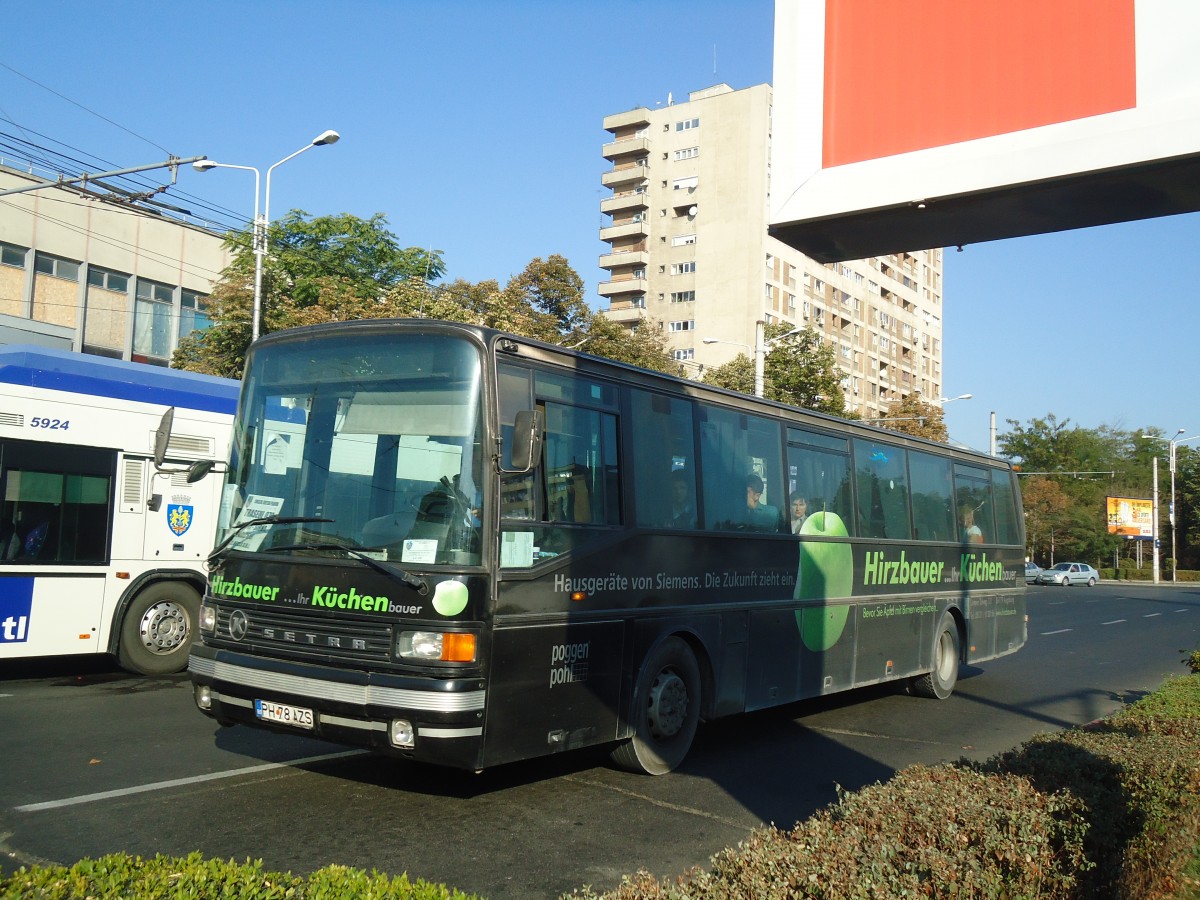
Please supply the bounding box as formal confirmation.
[770,0,1200,262]
[1106,496,1154,538]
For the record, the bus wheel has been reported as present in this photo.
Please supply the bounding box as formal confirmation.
[118,582,201,676]
[611,636,701,775]
[911,614,960,700]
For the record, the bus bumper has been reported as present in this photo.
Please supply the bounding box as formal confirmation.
[188,644,486,770]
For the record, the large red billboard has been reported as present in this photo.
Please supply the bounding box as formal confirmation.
[771,0,1200,262]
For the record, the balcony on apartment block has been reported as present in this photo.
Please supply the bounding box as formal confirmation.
[602,136,649,160]
[601,189,649,215]
[603,302,647,326]
[603,108,651,133]
[599,219,648,242]
[598,276,648,298]
[602,164,648,189]
[599,248,648,270]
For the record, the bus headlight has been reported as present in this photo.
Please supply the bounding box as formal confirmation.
[395,630,477,662]
[199,603,216,634]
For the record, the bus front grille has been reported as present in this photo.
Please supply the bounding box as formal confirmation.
[211,606,393,665]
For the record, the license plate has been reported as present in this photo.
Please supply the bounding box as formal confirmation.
[255,699,314,729]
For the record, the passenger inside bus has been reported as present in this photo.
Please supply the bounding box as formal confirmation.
[743,473,782,532]
[669,471,696,529]
[959,504,985,544]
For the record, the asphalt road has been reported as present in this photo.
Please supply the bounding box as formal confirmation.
[1,582,1196,898]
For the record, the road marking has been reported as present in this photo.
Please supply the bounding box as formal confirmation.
[1101,619,1127,626]
[1144,613,1162,618]
[1040,629,1072,635]
[13,750,365,813]
[1176,609,1191,613]
[811,726,947,747]
[563,775,752,831]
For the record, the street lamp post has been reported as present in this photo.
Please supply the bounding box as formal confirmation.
[1140,429,1200,582]
[703,320,800,397]
[193,129,340,342]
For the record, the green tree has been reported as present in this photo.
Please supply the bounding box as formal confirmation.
[702,325,846,416]
[1021,476,1071,563]
[875,394,948,442]
[999,415,1138,566]
[173,210,443,377]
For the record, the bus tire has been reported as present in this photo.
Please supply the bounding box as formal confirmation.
[911,614,960,700]
[118,582,201,676]
[611,636,701,775]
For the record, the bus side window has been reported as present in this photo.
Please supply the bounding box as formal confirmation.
[990,468,1023,545]
[853,438,911,540]
[954,464,994,545]
[0,443,114,565]
[698,405,785,533]
[498,365,537,521]
[787,428,854,534]
[630,390,696,529]
[541,403,619,527]
[908,451,955,542]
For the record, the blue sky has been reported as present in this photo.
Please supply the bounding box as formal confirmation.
[3,1,1196,456]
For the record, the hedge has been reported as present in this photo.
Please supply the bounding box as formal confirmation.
[570,672,1200,900]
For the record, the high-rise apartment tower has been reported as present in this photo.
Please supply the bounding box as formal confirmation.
[599,83,945,417]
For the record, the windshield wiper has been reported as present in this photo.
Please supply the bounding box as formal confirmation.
[263,541,429,595]
[207,515,334,565]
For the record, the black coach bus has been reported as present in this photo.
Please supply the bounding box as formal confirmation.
[179,319,1026,774]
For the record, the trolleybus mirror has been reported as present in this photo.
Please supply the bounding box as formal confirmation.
[187,459,216,483]
[154,407,175,468]
[509,409,544,473]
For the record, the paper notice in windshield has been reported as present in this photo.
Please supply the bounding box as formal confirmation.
[500,531,534,568]
[401,539,438,564]
[230,495,285,552]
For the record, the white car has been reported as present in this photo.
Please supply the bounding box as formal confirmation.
[1036,562,1099,586]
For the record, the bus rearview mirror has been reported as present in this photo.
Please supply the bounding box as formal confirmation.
[509,409,543,473]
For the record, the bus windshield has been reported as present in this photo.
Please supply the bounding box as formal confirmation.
[217,332,485,566]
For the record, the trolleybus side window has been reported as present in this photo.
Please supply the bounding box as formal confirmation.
[698,404,785,533]
[0,440,114,564]
[908,450,956,542]
[853,438,911,540]
[785,428,854,534]
[954,463,994,545]
[630,390,697,529]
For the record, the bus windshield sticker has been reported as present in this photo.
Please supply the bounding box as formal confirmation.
[500,531,534,568]
[401,539,438,564]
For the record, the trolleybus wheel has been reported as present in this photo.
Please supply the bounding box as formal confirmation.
[911,613,960,700]
[611,636,701,775]
[118,582,201,676]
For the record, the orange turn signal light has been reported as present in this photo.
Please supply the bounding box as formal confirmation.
[442,632,477,663]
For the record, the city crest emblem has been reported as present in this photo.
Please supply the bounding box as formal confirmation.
[167,504,194,537]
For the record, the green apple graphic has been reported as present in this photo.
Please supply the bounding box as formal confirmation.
[794,511,854,651]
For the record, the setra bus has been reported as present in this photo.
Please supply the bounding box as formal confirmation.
[183,319,1026,774]
[0,345,237,674]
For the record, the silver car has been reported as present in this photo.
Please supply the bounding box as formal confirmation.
[1024,561,1042,584]
[1036,562,1099,586]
